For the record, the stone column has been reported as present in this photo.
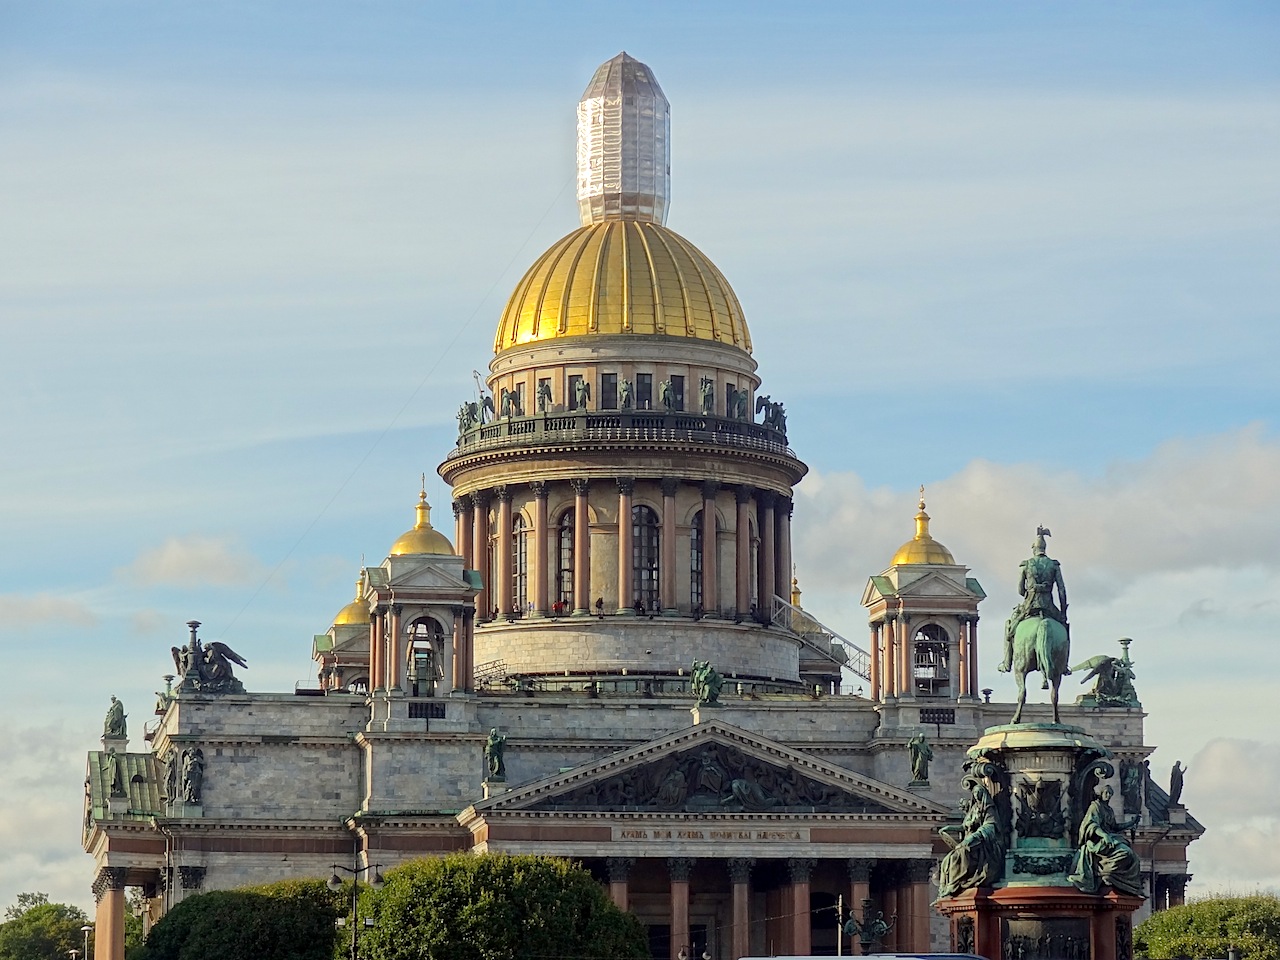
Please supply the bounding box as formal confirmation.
[898,616,914,700]
[735,487,752,617]
[956,618,969,697]
[495,487,513,617]
[869,623,881,702]
[884,616,897,698]
[1169,873,1189,907]
[453,500,469,566]
[777,497,793,602]
[463,607,476,691]
[448,607,462,692]
[661,478,678,613]
[94,866,128,960]
[728,858,754,960]
[371,606,385,693]
[787,857,815,956]
[471,491,491,618]
[907,859,934,952]
[701,481,719,615]
[458,499,474,568]
[847,859,875,956]
[968,617,980,699]
[606,857,634,912]
[388,603,403,693]
[882,884,900,952]
[617,477,635,614]
[668,857,694,960]
[948,626,961,700]
[571,479,591,615]
[758,492,776,609]
[531,482,549,616]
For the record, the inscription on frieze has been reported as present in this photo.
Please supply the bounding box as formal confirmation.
[612,826,808,843]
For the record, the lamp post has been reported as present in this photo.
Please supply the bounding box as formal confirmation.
[81,923,93,960]
[328,862,383,960]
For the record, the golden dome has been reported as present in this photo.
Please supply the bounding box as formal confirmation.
[890,492,956,566]
[332,578,370,627]
[389,492,454,557]
[493,220,752,354]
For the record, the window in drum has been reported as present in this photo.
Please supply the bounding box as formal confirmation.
[600,373,618,410]
[512,514,527,615]
[669,374,684,411]
[690,509,703,610]
[636,373,653,409]
[632,505,660,612]
[556,510,574,612]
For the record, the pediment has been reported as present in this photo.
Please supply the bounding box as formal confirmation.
[384,559,473,593]
[476,720,948,817]
[897,570,975,598]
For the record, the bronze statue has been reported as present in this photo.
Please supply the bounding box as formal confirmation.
[690,660,723,706]
[1003,528,1072,723]
[1002,526,1068,669]
[106,749,126,798]
[938,768,1010,897]
[573,378,591,410]
[844,901,896,952]
[181,747,205,804]
[908,734,933,783]
[499,387,522,418]
[1169,761,1186,805]
[1072,651,1138,707]
[699,376,715,416]
[485,727,507,781]
[536,380,552,413]
[659,379,676,412]
[103,696,127,739]
[1067,784,1143,896]
[619,378,633,409]
[173,626,248,695]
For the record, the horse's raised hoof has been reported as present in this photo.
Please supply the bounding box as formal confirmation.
[1041,680,1049,690]
[997,663,1011,673]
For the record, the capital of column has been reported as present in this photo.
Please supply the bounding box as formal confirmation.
[530,480,548,500]
[470,490,491,508]
[452,499,465,518]
[616,476,636,495]
[92,866,128,901]
[494,485,512,503]
[785,497,795,518]
[884,614,897,624]
[735,485,754,505]
[391,602,403,616]
[787,857,817,883]
[667,857,695,882]
[660,477,680,498]
[727,858,754,884]
[905,858,934,884]
[570,478,590,496]
[757,490,776,508]
[606,857,636,883]
[700,480,720,500]
[847,858,876,883]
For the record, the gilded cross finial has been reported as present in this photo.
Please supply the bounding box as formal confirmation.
[919,485,926,510]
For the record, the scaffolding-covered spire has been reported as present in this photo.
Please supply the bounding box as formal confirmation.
[577,52,670,226]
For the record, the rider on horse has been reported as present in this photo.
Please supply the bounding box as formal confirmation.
[999,526,1068,673]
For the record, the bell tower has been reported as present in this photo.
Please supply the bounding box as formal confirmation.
[861,490,985,703]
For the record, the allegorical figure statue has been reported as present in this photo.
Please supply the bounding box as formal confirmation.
[699,376,715,415]
[1169,761,1187,806]
[573,378,591,410]
[619,378,633,409]
[908,734,933,783]
[659,379,676,412]
[106,749,126,798]
[690,660,723,707]
[1067,784,1143,896]
[536,380,553,413]
[938,773,1010,897]
[1072,649,1138,707]
[1001,526,1068,672]
[173,625,248,695]
[181,747,205,804]
[485,727,507,781]
[103,696,127,739]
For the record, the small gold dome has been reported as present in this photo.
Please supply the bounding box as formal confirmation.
[890,492,956,566]
[332,578,370,626]
[493,220,752,354]
[389,492,454,557]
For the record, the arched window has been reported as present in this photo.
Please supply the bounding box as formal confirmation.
[690,510,703,610]
[632,505,660,612]
[913,623,951,697]
[556,510,574,612]
[749,518,760,610]
[512,514,528,614]
[407,617,446,696]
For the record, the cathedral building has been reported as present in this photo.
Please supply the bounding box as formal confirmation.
[83,53,1200,960]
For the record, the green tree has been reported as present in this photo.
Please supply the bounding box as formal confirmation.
[360,854,649,960]
[1135,894,1280,960]
[0,894,91,960]
[138,878,343,960]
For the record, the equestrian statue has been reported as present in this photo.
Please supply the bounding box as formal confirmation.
[1001,526,1071,723]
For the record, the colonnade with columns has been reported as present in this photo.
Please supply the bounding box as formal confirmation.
[866,614,980,702]
[367,602,477,695]
[451,478,795,623]
[597,855,937,959]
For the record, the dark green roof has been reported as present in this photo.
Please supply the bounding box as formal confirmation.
[87,751,165,823]
[966,578,986,599]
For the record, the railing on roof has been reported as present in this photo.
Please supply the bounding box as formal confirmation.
[474,658,509,688]
[771,595,871,681]
[447,410,796,460]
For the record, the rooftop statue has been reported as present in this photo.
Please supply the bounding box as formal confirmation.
[1169,760,1187,806]
[536,380,552,413]
[690,660,723,707]
[180,747,205,804]
[485,728,507,781]
[103,696,127,739]
[1002,527,1072,723]
[172,621,248,695]
[659,378,677,412]
[573,378,591,410]
[619,378,633,409]
[699,376,715,416]
[908,733,933,784]
[1072,642,1139,708]
[499,387,523,418]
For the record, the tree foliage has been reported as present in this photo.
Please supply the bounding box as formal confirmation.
[137,878,343,960]
[0,893,90,960]
[1135,895,1280,960]
[360,854,649,960]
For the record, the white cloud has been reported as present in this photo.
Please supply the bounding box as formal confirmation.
[0,594,97,628]
[121,536,266,587]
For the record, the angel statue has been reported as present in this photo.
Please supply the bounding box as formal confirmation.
[173,622,248,695]
[1072,647,1138,707]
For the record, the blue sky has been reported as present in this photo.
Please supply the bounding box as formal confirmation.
[1,1,1277,911]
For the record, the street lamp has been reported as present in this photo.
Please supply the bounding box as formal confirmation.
[81,923,93,960]
[328,862,383,960]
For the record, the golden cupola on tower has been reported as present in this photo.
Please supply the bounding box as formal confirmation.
[388,491,454,557]
[890,490,956,566]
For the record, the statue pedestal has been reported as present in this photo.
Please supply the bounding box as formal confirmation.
[101,736,128,754]
[936,886,1143,960]
[167,801,203,818]
[482,780,509,800]
[107,796,129,815]
[689,704,722,725]
[908,779,931,793]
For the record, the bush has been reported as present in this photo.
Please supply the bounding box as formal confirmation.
[138,878,343,960]
[360,854,649,960]
[1135,895,1280,960]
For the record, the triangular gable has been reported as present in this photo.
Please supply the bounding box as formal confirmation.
[474,720,949,817]
[386,561,473,592]
[861,575,896,605]
[895,569,976,599]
